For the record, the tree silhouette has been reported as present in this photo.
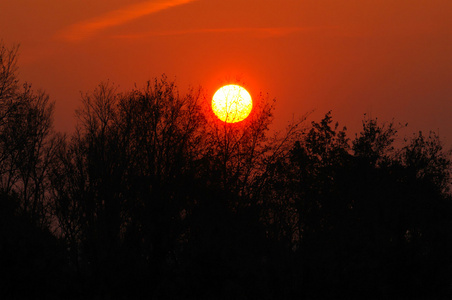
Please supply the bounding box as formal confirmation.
[0,42,60,227]
[47,76,311,298]
[2,40,452,299]
[254,112,452,299]
[0,42,68,299]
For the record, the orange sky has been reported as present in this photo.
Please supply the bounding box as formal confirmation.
[1,0,451,143]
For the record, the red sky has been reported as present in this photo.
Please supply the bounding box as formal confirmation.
[1,0,451,143]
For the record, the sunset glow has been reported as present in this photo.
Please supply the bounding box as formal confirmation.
[212,85,252,123]
[2,0,451,139]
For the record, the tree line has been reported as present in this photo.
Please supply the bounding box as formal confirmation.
[1,42,452,299]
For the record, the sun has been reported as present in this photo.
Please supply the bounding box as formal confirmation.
[212,85,252,123]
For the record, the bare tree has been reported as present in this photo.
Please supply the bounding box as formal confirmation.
[0,42,19,127]
[0,41,59,227]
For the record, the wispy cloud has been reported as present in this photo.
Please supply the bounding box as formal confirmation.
[57,0,197,42]
[112,26,312,39]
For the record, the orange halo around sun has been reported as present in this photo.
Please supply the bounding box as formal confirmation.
[212,84,252,123]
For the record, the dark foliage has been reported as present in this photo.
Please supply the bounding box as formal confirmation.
[1,42,452,299]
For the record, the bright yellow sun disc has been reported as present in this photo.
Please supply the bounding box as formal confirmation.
[212,85,252,123]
